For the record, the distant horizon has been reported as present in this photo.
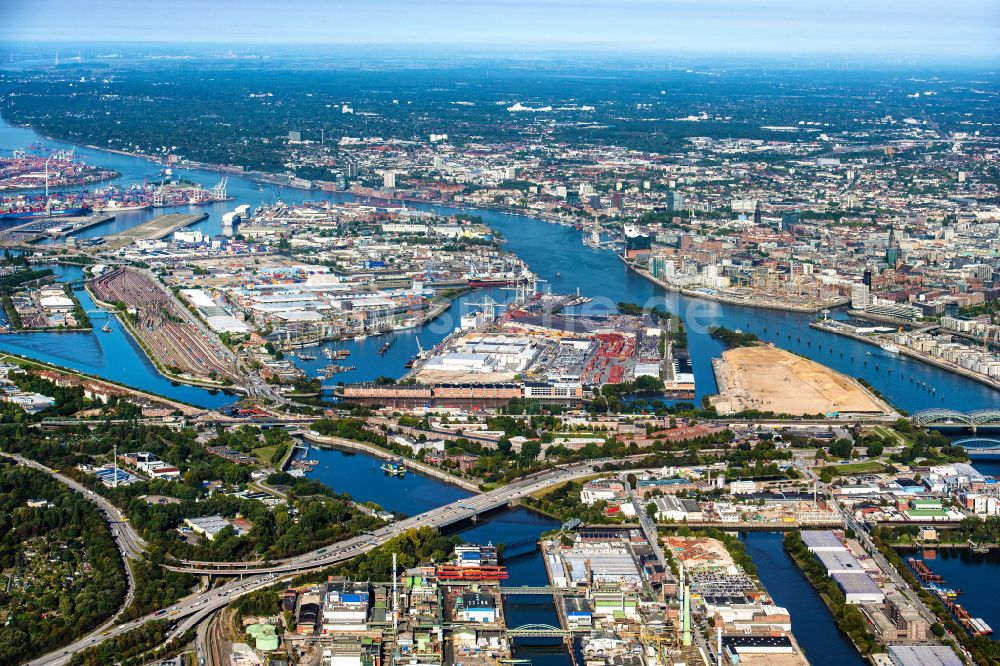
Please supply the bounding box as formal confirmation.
[2,0,998,61]
[0,43,998,71]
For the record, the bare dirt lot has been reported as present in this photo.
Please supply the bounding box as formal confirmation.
[710,345,892,416]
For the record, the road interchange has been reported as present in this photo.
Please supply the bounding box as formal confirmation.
[27,457,628,666]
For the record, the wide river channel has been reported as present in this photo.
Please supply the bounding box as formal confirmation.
[2,117,997,665]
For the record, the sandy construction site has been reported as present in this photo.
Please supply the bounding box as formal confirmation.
[710,345,893,416]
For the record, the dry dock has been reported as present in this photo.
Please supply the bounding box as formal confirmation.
[710,345,896,417]
[105,212,207,248]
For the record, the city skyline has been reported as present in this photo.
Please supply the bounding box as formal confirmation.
[2,0,999,60]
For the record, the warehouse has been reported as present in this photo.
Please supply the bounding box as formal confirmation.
[563,596,594,629]
[832,572,885,604]
[651,495,703,522]
[815,550,864,575]
[322,581,371,633]
[563,543,643,586]
[183,515,240,541]
[887,646,962,666]
[459,592,497,623]
[800,530,847,553]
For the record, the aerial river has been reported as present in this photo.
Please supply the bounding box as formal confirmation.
[4,117,988,665]
[0,117,995,412]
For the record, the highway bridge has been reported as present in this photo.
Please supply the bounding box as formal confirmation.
[28,459,624,666]
[163,460,615,576]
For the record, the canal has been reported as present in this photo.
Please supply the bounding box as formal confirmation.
[302,442,566,664]
[900,545,1000,639]
[741,532,865,666]
[303,441,870,666]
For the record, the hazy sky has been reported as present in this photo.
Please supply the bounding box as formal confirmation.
[3,0,999,59]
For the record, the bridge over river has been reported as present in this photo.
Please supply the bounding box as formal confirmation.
[912,408,1000,432]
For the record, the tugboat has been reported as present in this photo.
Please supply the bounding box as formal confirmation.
[380,458,406,476]
[101,321,113,333]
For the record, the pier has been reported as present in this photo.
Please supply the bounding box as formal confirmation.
[105,212,208,248]
[0,213,115,246]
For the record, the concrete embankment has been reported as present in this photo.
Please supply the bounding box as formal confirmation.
[623,259,847,314]
[298,430,481,492]
[810,321,1000,392]
[85,280,243,394]
[0,350,205,415]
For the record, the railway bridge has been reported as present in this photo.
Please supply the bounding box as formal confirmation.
[912,408,1000,432]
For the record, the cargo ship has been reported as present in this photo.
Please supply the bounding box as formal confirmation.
[92,200,151,212]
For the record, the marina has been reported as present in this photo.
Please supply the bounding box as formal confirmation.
[906,555,994,637]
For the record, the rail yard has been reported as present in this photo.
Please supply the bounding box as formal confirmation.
[87,267,243,386]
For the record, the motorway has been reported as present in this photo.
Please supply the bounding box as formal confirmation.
[0,451,147,559]
[28,458,621,666]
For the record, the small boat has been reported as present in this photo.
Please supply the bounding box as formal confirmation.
[381,458,406,476]
[101,322,112,333]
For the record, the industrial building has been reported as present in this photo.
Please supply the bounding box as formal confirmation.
[887,646,963,666]
[322,581,372,634]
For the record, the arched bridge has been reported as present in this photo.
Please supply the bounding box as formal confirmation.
[506,623,573,637]
[911,409,1000,430]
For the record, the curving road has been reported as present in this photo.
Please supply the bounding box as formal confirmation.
[0,451,148,559]
[1,451,148,664]
[28,458,626,666]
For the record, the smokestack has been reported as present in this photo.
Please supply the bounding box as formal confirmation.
[392,552,398,633]
[683,584,692,647]
[679,562,685,609]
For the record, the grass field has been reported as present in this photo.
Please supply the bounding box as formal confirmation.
[814,460,884,475]
[252,444,280,466]
[871,425,908,446]
[528,473,605,499]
